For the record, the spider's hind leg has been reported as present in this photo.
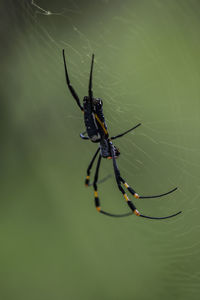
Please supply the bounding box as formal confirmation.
[120,175,178,200]
[111,145,140,216]
[92,154,132,217]
[119,177,140,199]
[85,148,100,186]
[113,158,178,201]
[93,155,102,212]
[110,144,181,220]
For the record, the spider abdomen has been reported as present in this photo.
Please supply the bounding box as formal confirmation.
[83,96,108,142]
[83,97,100,142]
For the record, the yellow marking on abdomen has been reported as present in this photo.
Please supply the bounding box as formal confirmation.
[94,191,98,197]
[94,113,108,135]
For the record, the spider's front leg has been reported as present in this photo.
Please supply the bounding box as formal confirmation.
[62,49,84,112]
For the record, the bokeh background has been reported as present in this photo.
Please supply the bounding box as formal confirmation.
[1,0,200,299]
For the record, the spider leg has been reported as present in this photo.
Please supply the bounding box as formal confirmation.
[139,187,178,199]
[88,54,94,100]
[85,148,100,186]
[80,131,90,140]
[62,49,83,111]
[120,177,178,199]
[93,154,133,217]
[111,123,141,140]
[80,131,101,142]
[139,211,182,220]
[110,123,178,199]
[110,146,140,216]
[110,143,182,220]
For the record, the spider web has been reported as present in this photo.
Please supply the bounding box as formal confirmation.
[1,0,200,299]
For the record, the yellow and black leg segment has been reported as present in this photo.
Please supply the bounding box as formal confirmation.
[120,178,139,199]
[92,153,133,217]
[110,141,140,216]
[85,176,90,187]
[119,184,140,216]
[85,147,100,186]
[121,177,178,200]
[110,141,182,220]
[93,155,102,213]
[94,190,101,212]
[123,193,140,216]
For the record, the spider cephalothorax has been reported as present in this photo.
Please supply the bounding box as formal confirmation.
[100,139,120,159]
[62,49,182,220]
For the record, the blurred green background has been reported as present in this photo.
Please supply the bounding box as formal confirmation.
[1,0,200,299]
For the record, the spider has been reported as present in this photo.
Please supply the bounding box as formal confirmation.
[62,49,182,220]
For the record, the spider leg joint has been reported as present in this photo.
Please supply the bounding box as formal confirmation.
[134,209,140,216]
[85,175,90,186]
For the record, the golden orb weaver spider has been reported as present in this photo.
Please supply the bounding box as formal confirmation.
[62,49,182,220]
